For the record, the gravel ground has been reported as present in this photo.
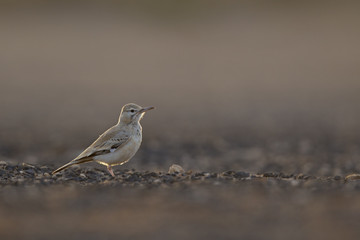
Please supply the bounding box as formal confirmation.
[1,162,360,240]
[0,161,349,186]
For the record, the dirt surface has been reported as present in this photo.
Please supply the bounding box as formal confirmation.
[1,162,360,240]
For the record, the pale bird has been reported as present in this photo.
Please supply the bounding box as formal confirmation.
[52,103,154,177]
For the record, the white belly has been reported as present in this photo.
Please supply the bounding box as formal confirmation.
[94,136,142,166]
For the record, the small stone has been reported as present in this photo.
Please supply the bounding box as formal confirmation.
[80,173,87,179]
[194,172,205,177]
[234,171,250,179]
[345,174,360,181]
[263,173,278,178]
[211,173,218,178]
[222,171,235,176]
[0,161,7,165]
[168,164,184,174]
[25,169,35,175]
[52,172,62,177]
[191,175,201,180]
[22,163,36,168]
[43,173,51,178]
[334,176,342,181]
[296,174,304,179]
[153,179,162,184]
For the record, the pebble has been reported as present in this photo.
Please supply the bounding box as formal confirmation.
[345,174,360,181]
[234,171,250,179]
[334,176,342,181]
[168,164,185,174]
[153,179,162,184]
[263,172,279,178]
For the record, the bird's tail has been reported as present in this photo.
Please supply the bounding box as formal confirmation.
[52,158,92,175]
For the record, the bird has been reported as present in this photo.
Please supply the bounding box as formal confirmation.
[52,103,154,177]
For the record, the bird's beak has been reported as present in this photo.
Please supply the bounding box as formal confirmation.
[138,106,155,113]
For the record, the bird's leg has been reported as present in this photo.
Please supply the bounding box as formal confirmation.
[107,165,115,177]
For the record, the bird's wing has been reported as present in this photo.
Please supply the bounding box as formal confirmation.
[73,126,131,161]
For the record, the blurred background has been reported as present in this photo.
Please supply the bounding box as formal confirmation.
[1,0,360,175]
[2,2,360,240]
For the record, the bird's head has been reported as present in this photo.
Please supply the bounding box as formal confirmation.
[118,103,154,124]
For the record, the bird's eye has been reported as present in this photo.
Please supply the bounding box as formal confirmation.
[130,109,135,113]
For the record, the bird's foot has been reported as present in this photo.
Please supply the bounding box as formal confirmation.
[107,166,115,177]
